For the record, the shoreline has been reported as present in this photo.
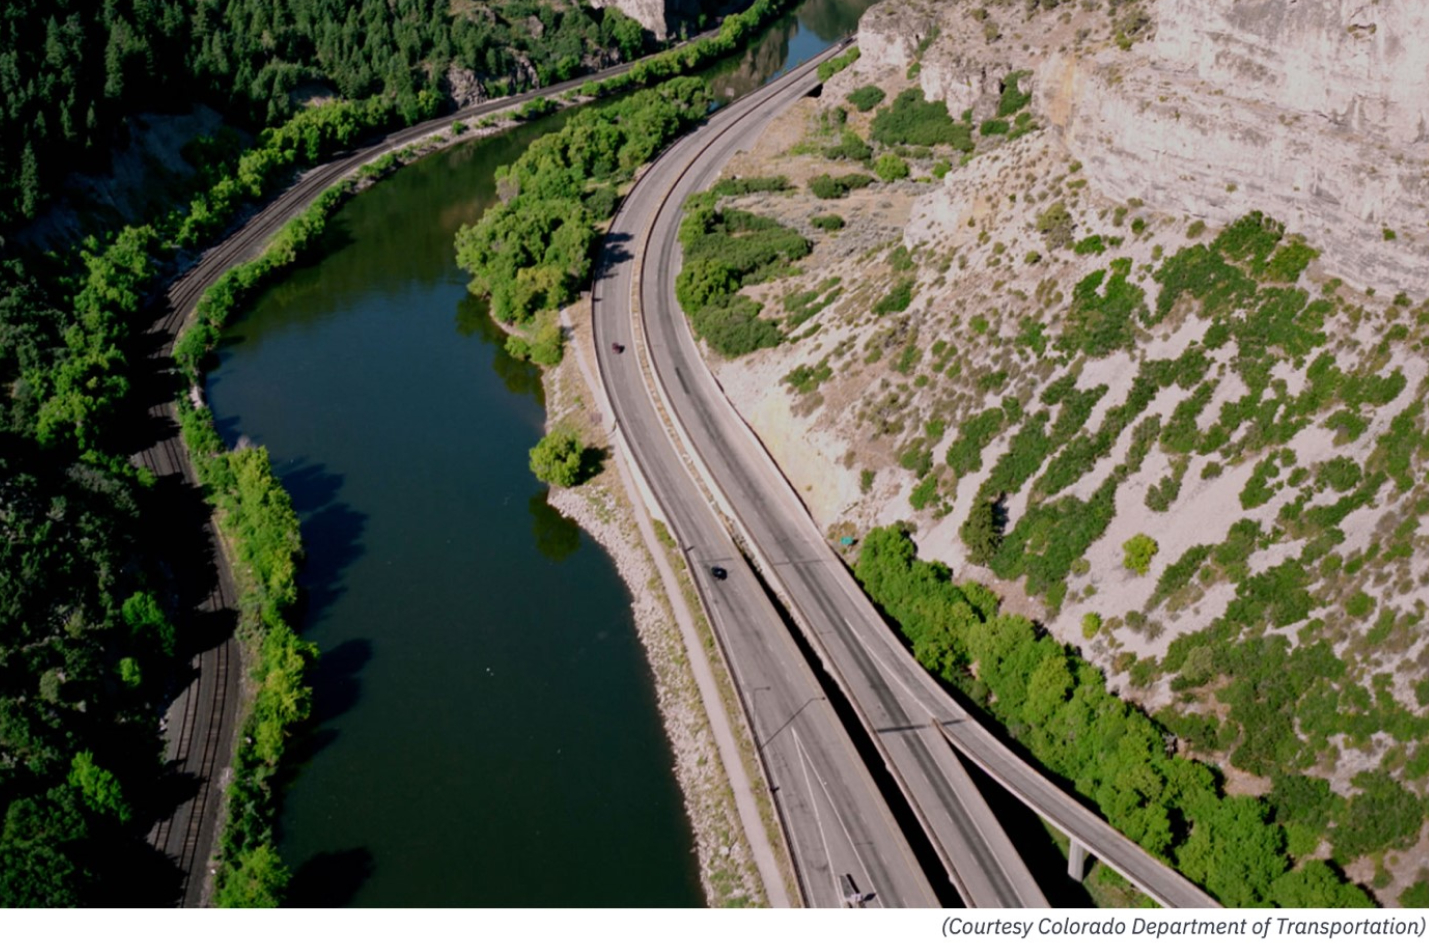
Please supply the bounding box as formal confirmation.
[532,295,794,907]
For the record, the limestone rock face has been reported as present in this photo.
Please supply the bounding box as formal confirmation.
[1154,0,1429,146]
[588,0,706,40]
[1039,0,1429,293]
[855,1,938,70]
[858,0,1429,293]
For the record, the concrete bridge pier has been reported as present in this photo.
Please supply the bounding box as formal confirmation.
[1068,839,1091,882]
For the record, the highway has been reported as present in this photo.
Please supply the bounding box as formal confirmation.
[594,43,1221,909]
[591,46,946,910]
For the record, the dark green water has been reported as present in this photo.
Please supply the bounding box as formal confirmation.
[206,0,873,908]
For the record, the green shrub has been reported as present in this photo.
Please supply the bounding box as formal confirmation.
[809,172,875,199]
[874,153,910,181]
[1123,533,1159,575]
[1073,234,1106,255]
[1082,612,1103,639]
[997,70,1032,116]
[1059,258,1146,356]
[817,45,861,82]
[783,277,842,326]
[784,360,833,394]
[946,407,1005,476]
[1402,882,1429,908]
[811,214,845,231]
[909,472,941,510]
[873,278,915,314]
[846,84,886,112]
[871,89,972,150]
[530,429,586,488]
[979,119,1010,136]
[1212,211,1284,273]
[823,130,872,162]
[1151,544,1213,608]
[710,175,793,197]
[1265,237,1319,283]
[1345,591,1375,619]
[1035,201,1074,249]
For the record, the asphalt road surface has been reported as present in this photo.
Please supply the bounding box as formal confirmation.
[592,45,950,910]
[595,43,1219,910]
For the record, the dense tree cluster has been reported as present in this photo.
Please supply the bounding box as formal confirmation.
[674,180,809,357]
[0,0,654,229]
[455,76,711,327]
[0,0,808,905]
[854,524,1373,908]
[0,437,177,905]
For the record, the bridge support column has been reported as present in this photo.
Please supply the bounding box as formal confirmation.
[1067,839,1090,882]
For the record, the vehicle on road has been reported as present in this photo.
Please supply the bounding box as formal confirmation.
[710,566,728,580]
[611,342,625,354]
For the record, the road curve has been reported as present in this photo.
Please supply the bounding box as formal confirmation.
[598,45,1221,908]
[133,39,715,906]
[592,47,940,910]
[607,41,1044,910]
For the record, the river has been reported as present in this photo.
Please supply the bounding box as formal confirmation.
[206,0,875,908]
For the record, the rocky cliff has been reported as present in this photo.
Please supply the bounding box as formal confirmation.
[857,0,1429,294]
[589,0,737,39]
[688,0,1429,901]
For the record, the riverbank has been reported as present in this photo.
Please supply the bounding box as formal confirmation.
[534,293,794,907]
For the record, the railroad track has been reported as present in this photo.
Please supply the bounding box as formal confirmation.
[131,37,714,907]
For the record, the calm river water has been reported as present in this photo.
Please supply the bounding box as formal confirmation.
[207,0,875,907]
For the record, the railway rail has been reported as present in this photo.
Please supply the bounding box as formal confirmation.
[131,42,689,907]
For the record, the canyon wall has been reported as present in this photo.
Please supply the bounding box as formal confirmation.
[859,0,1429,294]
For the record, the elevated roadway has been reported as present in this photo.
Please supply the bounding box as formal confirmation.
[594,42,1041,908]
[594,42,1220,909]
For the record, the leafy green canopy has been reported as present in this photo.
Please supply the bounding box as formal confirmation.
[674,185,812,357]
[456,77,711,326]
[529,429,586,488]
[870,89,973,151]
[854,524,1373,908]
[0,0,652,230]
[0,441,176,905]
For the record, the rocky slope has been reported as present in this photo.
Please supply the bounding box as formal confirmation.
[692,0,1429,904]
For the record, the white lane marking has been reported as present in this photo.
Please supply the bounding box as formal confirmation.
[792,728,882,909]
[834,609,941,723]
[792,725,840,906]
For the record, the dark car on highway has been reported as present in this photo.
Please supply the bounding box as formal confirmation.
[710,566,728,580]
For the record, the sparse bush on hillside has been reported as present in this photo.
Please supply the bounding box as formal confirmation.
[997,70,1032,116]
[823,130,873,162]
[810,173,875,199]
[872,278,915,314]
[871,89,973,151]
[1036,201,1075,249]
[817,45,861,82]
[874,153,910,181]
[1123,533,1159,575]
[847,84,886,112]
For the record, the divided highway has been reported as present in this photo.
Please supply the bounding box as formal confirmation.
[591,46,940,912]
[594,44,1221,909]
